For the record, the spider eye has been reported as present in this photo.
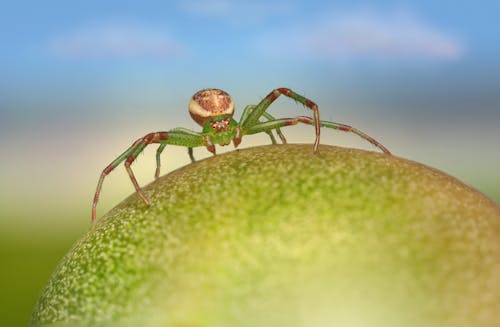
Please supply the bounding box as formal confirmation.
[209,118,231,132]
[188,88,234,126]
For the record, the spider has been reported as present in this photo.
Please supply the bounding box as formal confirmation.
[92,88,391,221]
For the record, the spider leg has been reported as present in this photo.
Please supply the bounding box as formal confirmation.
[124,142,151,205]
[155,144,167,179]
[240,88,320,152]
[245,116,390,154]
[240,105,287,144]
[262,112,287,144]
[239,105,254,124]
[93,132,167,222]
[241,105,277,144]
[266,129,278,144]
[92,129,205,222]
[188,147,195,163]
[154,127,205,179]
[319,120,391,154]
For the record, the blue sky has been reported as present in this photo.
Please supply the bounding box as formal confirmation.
[1,0,499,127]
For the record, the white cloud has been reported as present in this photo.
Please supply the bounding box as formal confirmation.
[261,11,463,60]
[50,22,184,59]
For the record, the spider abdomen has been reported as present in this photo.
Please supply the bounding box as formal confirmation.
[189,88,235,126]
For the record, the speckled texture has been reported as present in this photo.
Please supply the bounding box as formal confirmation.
[31,144,500,327]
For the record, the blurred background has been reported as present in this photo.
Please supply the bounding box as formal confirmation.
[1,0,498,325]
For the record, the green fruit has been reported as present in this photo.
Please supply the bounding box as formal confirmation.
[31,144,500,327]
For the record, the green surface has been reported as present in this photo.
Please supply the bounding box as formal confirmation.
[30,144,500,326]
[0,237,75,327]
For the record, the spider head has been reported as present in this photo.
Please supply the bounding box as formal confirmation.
[189,88,235,126]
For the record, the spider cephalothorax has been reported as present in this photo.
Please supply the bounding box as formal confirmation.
[189,88,235,126]
[91,87,391,221]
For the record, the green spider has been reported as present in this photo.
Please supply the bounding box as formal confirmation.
[92,88,391,221]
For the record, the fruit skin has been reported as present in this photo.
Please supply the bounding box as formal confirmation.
[31,144,500,327]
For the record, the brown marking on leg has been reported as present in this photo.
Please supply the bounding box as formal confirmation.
[266,88,320,153]
[158,132,169,140]
[141,131,169,144]
[122,133,165,205]
[277,87,292,96]
[142,133,155,143]
[281,116,315,128]
[102,164,114,175]
[298,116,314,124]
[92,171,108,222]
[336,124,390,154]
[337,124,351,132]
[233,126,242,147]
[304,99,315,108]
[125,156,151,206]
[262,89,280,103]
[205,135,216,154]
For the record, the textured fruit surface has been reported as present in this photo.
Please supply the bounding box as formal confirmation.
[31,144,500,327]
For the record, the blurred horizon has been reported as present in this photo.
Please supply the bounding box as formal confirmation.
[1,1,499,326]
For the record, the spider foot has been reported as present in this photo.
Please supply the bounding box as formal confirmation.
[137,190,151,206]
